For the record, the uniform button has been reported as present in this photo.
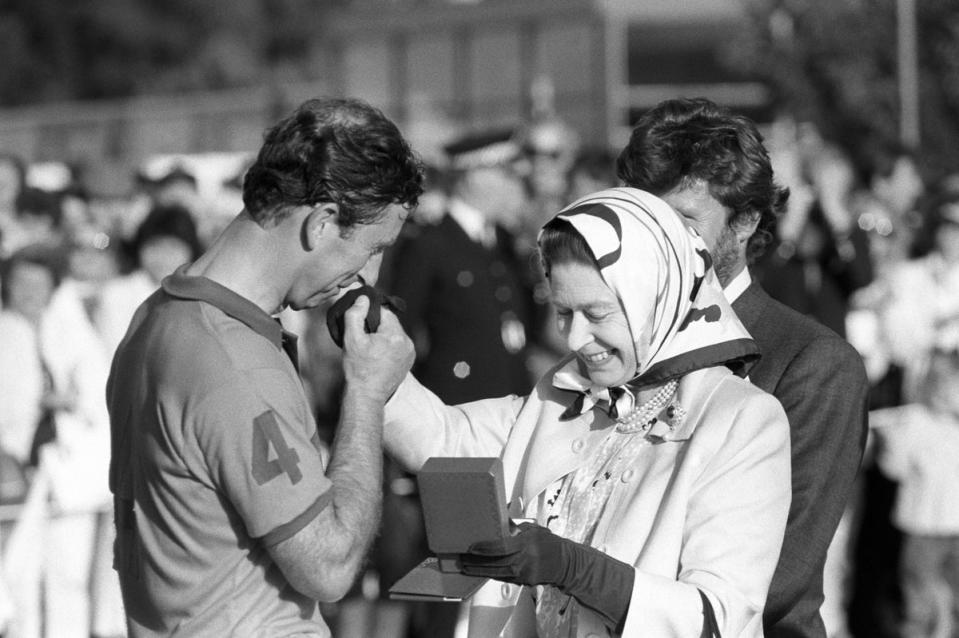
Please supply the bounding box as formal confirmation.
[571,438,585,453]
[501,583,512,598]
[453,361,471,378]
[457,270,474,287]
[621,469,635,483]
[495,285,512,302]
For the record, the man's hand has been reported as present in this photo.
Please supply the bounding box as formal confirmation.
[341,295,414,403]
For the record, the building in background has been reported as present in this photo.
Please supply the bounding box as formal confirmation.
[0,0,769,195]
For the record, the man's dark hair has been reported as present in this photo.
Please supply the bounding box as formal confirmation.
[242,97,424,230]
[616,98,789,262]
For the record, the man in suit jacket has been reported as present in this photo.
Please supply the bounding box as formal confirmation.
[616,97,869,638]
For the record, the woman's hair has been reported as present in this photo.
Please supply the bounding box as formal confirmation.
[538,217,598,277]
[0,242,64,306]
[132,203,203,262]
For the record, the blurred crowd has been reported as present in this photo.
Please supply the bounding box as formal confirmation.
[0,105,957,638]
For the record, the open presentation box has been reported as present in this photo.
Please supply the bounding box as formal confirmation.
[388,457,509,602]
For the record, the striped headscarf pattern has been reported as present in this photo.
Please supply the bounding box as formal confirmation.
[541,187,758,403]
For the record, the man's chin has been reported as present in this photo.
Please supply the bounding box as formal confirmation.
[296,291,337,311]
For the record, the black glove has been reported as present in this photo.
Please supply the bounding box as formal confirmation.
[459,522,634,632]
[325,284,406,348]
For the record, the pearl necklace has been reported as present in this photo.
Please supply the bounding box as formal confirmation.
[614,378,681,433]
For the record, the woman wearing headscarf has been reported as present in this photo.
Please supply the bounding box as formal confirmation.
[383,187,791,637]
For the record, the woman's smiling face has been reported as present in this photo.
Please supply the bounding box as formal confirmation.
[548,260,643,388]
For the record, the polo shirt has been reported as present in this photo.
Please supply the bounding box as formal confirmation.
[107,270,333,637]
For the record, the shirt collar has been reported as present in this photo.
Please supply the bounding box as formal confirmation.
[161,268,288,349]
[722,266,752,303]
[447,197,494,245]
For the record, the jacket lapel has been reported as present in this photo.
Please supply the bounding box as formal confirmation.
[730,281,766,333]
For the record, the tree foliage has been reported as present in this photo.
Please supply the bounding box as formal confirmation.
[0,0,331,105]
[724,0,959,177]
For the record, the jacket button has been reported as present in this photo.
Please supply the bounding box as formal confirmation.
[501,583,512,598]
[571,438,585,453]
[621,469,635,483]
[457,270,474,287]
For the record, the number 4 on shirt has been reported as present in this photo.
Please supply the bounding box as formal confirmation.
[252,411,302,485]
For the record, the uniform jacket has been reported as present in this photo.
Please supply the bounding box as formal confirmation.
[384,360,791,637]
[387,214,535,404]
[732,281,869,638]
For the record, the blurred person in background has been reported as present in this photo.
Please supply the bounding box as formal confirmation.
[513,113,586,383]
[0,243,112,638]
[389,128,535,404]
[0,153,28,259]
[14,187,64,250]
[855,139,925,265]
[755,137,874,338]
[374,128,535,638]
[565,146,618,203]
[143,163,200,214]
[841,139,928,638]
[517,115,580,233]
[95,202,203,357]
[512,111,580,262]
[870,326,959,638]
[616,97,869,638]
[876,191,959,411]
[753,134,874,638]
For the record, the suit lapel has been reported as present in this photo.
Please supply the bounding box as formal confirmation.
[730,280,766,333]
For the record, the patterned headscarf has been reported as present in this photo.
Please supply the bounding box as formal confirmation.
[541,187,759,417]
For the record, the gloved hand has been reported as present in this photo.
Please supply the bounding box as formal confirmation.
[326,284,406,349]
[460,523,634,631]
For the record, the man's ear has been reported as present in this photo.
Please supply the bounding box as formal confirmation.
[733,210,761,244]
[304,203,340,250]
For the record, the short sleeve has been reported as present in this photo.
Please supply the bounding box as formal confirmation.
[192,368,332,545]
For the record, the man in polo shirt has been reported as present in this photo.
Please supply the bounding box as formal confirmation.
[107,97,424,637]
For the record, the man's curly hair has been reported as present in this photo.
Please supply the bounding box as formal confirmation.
[243,97,424,232]
[617,98,789,263]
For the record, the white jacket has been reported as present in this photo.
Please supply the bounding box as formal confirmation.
[384,363,791,637]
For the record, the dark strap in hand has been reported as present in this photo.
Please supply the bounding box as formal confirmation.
[325,284,406,348]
